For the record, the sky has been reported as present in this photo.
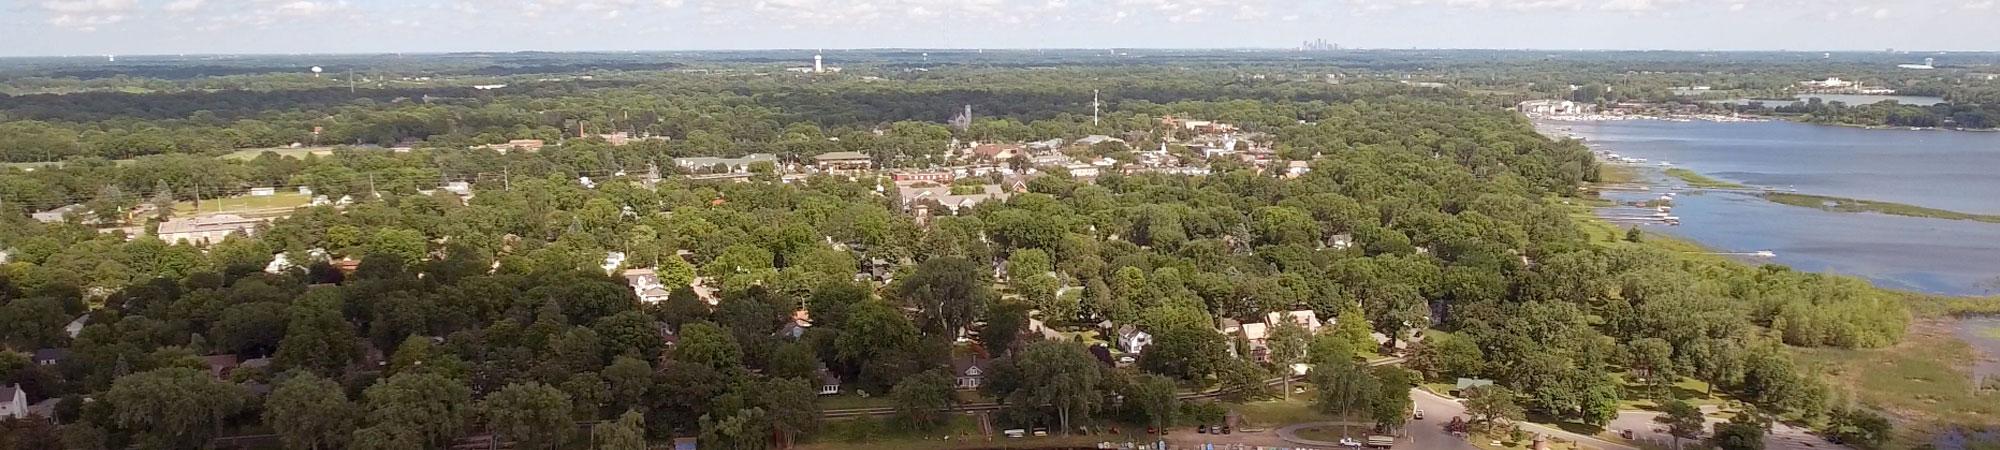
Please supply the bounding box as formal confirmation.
[3,0,1999,56]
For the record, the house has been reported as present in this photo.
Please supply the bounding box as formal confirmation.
[157,214,265,246]
[951,356,990,390]
[970,144,1024,162]
[1027,138,1065,150]
[31,349,67,367]
[1284,161,1312,178]
[1075,135,1124,146]
[621,268,673,304]
[1116,325,1153,354]
[0,384,26,420]
[1265,310,1323,334]
[813,151,874,171]
[1238,322,1271,360]
[31,204,89,223]
[891,171,954,183]
[777,309,812,340]
[817,368,843,395]
[64,315,89,339]
[202,354,241,380]
[673,154,777,174]
[486,139,545,153]
[1328,233,1355,250]
[1063,163,1101,178]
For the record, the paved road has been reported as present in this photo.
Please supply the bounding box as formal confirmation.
[1410,388,1485,450]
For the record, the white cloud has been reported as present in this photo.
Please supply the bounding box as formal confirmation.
[163,0,205,11]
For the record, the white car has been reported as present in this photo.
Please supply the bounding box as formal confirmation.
[1339,437,1364,447]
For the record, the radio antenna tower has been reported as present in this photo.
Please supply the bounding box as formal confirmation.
[1092,90,1101,126]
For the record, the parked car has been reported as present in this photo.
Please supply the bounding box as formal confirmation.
[1197,425,1209,434]
[1414,409,1425,420]
[1339,437,1364,447]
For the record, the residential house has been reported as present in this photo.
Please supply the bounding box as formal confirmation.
[1027,138,1066,151]
[898,183,1012,214]
[1451,378,1496,396]
[486,139,545,153]
[31,349,66,367]
[64,315,88,339]
[817,368,843,395]
[31,204,89,223]
[951,356,990,390]
[1284,161,1312,178]
[1063,163,1101,178]
[1265,310,1323,334]
[673,154,777,174]
[1328,233,1355,250]
[1238,322,1271,361]
[621,268,673,304]
[891,171,954,182]
[157,214,265,246]
[813,151,874,171]
[969,144,1024,162]
[1116,325,1153,354]
[1075,135,1125,146]
[777,309,812,340]
[202,354,241,380]
[0,384,26,420]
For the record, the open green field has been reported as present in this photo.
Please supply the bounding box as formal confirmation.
[1761,192,2000,224]
[1663,168,1748,189]
[1793,321,2000,448]
[803,416,1150,450]
[220,146,338,161]
[174,191,312,216]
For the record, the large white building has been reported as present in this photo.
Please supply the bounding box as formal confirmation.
[157,214,265,246]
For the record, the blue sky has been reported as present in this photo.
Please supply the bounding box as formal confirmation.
[3,0,1998,56]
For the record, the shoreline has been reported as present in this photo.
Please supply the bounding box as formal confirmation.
[1535,113,2000,133]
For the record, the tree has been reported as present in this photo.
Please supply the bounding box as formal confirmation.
[674,321,743,375]
[699,407,770,450]
[1409,331,1483,381]
[362,372,474,449]
[604,356,653,414]
[1708,419,1766,450]
[756,377,820,447]
[1627,337,1678,398]
[1625,227,1644,243]
[593,409,648,450]
[266,372,361,450]
[1369,367,1416,431]
[890,369,957,431]
[1215,358,1272,403]
[481,382,575,450]
[275,297,359,377]
[1462,386,1524,436]
[1009,341,1103,435]
[981,301,1030,356]
[1126,374,1179,432]
[1266,316,1311,399]
[1311,352,1377,437]
[894,256,994,336]
[1658,399,1707,450]
[1139,307,1225,382]
[105,367,248,449]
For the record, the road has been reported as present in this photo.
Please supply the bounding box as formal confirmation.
[1409,389,1484,450]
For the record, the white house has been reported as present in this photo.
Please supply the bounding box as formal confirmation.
[621,268,672,304]
[0,384,27,420]
[1266,310,1323,334]
[1116,325,1153,354]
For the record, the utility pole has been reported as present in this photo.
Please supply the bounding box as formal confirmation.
[348,68,355,93]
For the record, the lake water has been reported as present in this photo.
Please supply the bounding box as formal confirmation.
[1552,119,2000,296]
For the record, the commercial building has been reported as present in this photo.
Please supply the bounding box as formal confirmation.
[156,214,265,246]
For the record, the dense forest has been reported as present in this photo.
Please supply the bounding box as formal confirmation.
[0,56,1932,450]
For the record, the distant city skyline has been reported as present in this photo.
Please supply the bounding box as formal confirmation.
[3,0,1999,57]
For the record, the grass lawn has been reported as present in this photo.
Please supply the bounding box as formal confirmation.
[220,146,338,161]
[174,191,312,216]
[1231,392,1331,427]
[1597,164,1642,185]
[1664,168,1748,189]
[1792,320,2000,448]
[1610,373,1731,412]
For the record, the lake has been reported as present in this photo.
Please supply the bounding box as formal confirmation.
[1552,119,2000,296]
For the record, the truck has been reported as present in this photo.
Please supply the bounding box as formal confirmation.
[1366,435,1396,448]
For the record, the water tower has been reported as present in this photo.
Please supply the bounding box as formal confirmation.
[310,66,323,78]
